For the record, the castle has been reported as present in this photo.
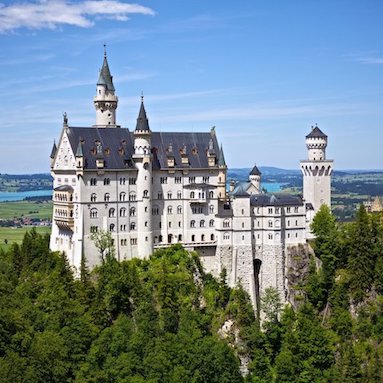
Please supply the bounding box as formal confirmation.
[50,52,333,309]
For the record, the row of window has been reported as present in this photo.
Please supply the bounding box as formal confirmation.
[90,176,212,186]
[90,191,152,202]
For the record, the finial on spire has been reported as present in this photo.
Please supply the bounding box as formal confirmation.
[141,91,144,103]
[63,112,68,127]
[103,44,107,58]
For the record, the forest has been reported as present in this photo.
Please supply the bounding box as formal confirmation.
[1,205,383,382]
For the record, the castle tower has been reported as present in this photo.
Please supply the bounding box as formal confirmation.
[300,125,333,220]
[93,49,118,127]
[133,97,153,258]
[249,164,262,193]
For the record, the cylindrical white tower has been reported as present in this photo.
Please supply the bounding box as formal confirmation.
[93,51,118,127]
[300,125,333,228]
[132,98,153,258]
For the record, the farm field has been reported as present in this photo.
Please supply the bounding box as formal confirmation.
[0,200,52,220]
[0,226,51,251]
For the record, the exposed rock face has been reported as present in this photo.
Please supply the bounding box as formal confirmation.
[286,243,313,309]
[218,319,250,376]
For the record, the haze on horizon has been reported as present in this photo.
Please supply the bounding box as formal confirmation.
[1,0,383,174]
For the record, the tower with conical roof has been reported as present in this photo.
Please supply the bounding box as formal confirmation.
[300,125,333,223]
[217,144,227,199]
[249,164,262,192]
[133,97,153,258]
[93,47,118,126]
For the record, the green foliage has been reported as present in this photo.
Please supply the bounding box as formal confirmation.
[4,218,383,383]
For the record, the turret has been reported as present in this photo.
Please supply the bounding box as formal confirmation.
[50,141,57,169]
[93,48,118,127]
[132,97,153,258]
[217,144,227,199]
[305,125,327,161]
[249,164,261,192]
[75,139,85,175]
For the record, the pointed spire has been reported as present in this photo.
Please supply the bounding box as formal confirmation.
[76,139,83,157]
[97,46,115,92]
[218,144,226,167]
[50,141,57,159]
[250,164,261,176]
[135,97,151,132]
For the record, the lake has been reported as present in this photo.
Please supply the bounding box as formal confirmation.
[261,182,284,192]
[0,183,283,203]
[0,190,53,202]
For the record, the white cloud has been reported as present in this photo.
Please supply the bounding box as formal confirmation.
[0,0,155,32]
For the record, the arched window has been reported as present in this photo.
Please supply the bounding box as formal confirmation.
[119,192,126,201]
[177,191,182,199]
[167,206,173,215]
[129,192,136,201]
[200,220,205,228]
[143,190,148,198]
[190,220,196,228]
[191,234,195,242]
[120,208,126,217]
[109,223,115,231]
[223,219,230,228]
[209,205,214,213]
[90,193,97,202]
[177,205,182,214]
[90,208,98,218]
[210,234,214,241]
[104,193,110,202]
[209,191,214,198]
[130,222,136,230]
[90,178,97,186]
[209,219,214,227]
[190,191,195,199]
[109,208,115,217]
[104,178,110,185]
[201,234,205,241]
[129,207,136,217]
[178,234,182,242]
[159,235,163,242]
[223,232,230,240]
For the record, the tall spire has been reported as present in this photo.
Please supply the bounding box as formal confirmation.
[218,144,226,167]
[135,96,151,132]
[97,46,115,92]
[94,46,118,126]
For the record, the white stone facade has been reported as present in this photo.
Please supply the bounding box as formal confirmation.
[50,55,332,311]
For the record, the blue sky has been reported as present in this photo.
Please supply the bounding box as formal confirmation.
[1,0,383,173]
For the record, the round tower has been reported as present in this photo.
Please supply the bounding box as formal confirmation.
[133,97,153,258]
[93,48,118,126]
[300,125,333,225]
[249,164,262,193]
[306,126,327,161]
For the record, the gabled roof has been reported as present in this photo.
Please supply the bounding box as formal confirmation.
[135,100,151,132]
[232,181,251,196]
[250,194,304,207]
[97,54,115,92]
[250,164,261,176]
[306,126,327,139]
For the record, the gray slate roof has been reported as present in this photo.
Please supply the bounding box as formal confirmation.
[250,164,261,176]
[97,55,115,92]
[250,193,303,207]
[64,127,221,171]
[135,101,150,132]
[306,126,327,139]
[50,142,57,159]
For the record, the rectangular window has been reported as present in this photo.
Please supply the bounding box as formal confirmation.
[160,177,168,184]
[175,176,182,184]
